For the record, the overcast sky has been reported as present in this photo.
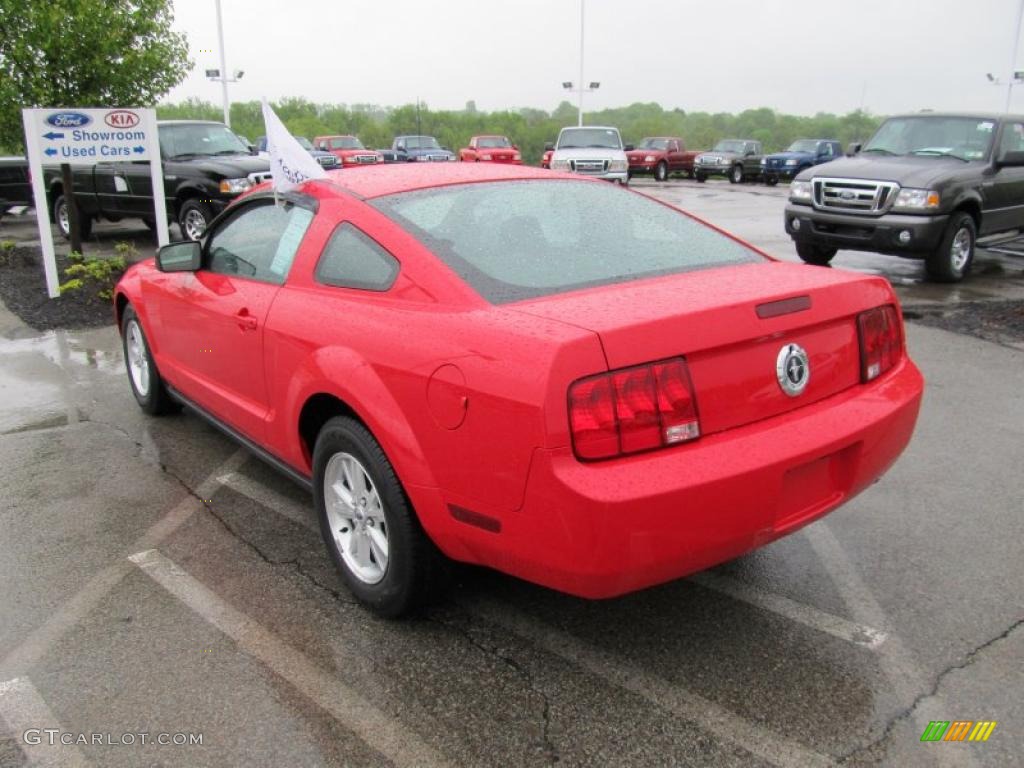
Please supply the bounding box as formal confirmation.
[167,0,1024,116]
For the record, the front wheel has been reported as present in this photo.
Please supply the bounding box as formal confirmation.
[796,242,838,266]
[314,416,448,618]
[765,175,779,187]
[53,194,93,241]
[926,212,975,282]
[654,162,668,182]
[179,199,213,241]
[121,306,178,415]
[729,165,744,184]
[695,172,707,183]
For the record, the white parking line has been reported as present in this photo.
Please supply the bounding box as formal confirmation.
[216,471,318,534]
[129,548,449,768]
[805,523,977,768]
[0,677,89,768]
[464,596,836,768]
[0,448,248,680]
[689,571,888,650]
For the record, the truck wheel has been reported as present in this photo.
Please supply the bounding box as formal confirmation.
[654,162,668,182]
[796,243,838,266]
[729,165,744,184]
[765,175,779,187]
[53,194,93,241]
[179,199,212,241]
[314,416,449,617]
[695,172,707,183]
[926,212,975,282]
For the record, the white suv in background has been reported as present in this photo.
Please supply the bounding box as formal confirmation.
[548,126,630,184]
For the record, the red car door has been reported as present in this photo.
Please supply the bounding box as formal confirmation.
[155,197,315,441]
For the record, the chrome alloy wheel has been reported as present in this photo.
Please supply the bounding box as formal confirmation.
[182,209,207,241]
[57,200,70,236]
[324,452,388,584]
[950,227,972,272]
[125,320,150,396]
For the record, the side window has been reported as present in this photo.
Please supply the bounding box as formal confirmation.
[999,122,1024,155]
[315,223,399,291]
[205,201,314,284]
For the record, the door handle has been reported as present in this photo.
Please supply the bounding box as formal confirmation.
[235,309,258,331]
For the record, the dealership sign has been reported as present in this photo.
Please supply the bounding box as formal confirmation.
[21,107,168,298]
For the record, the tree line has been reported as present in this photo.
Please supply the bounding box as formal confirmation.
[157,98,885,165]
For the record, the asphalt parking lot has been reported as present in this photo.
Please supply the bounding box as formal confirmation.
[0,180,1021,767]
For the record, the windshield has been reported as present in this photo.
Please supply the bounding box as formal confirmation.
[712,140,746,153]
[295,137,313,150]
[863,116,995,161]
[557,128,622,150]
[639,139,670,150]
[328,136,364,150]
[372,180,761,303]
[159,123,249,158]
[478,136,512,148]
[401,136,441,150]
[786,140,819,153]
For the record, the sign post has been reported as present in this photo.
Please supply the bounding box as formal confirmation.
[21,107,169,299]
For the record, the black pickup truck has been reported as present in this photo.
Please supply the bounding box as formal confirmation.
[1,156,32,216]
[785,112,1024,281]
[44,120,271,241]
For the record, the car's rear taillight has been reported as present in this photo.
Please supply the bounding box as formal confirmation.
[569,358,700,460]
[857,305,903,382]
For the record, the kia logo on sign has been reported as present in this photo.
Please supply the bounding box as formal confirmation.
[105,110,140,129]
[45,112,91,128]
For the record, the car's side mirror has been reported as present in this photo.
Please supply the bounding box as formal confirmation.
[624,144,635,151]
[544,142,554,151]
[156,241,201,272]
[847,142,862,156]
[996,149,1024,167]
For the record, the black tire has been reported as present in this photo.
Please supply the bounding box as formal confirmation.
[143,217,157,231]
[53,194,93,241]
[120,305,178,416]
[796,242,838,266]
[178,199,213,242]
[729,164,744,184]
[313,416,449,618]
[654,162,668,182]
[765,175,779,187]
[925,212,975,282]
[695,172,707,183]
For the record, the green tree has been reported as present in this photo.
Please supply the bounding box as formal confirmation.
[0,0,191,152]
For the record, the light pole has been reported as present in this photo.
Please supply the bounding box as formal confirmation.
[1008,0,1024,111]
[208,0,246,127]
[562,0,600,126]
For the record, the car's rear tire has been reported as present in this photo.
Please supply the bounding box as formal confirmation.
[729,164,744,184]
[53,194,93,241]
[179,199,213,241]
[121,305,178,416]
[695,172,707,183]
[796,242,838,266]
[925,212,975,282]
[654,162,668,182]
[313,416,449,618]
[765,175,779,186]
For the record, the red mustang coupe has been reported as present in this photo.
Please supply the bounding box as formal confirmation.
[115,164,923,617]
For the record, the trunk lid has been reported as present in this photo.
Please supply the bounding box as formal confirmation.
[509,262,895,436]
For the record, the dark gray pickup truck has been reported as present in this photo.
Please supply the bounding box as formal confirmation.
[785,112,1024,281]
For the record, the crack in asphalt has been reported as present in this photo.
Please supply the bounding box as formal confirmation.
[425,612,560,764]
[837,617,1024,762]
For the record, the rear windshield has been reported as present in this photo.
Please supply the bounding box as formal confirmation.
[371,180,762,303]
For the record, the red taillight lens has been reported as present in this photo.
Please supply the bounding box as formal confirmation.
[857,305,903,382]
[569,358,700,461]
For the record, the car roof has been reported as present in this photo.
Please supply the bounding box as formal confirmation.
[157,120,226,126]
[560,125,618,131]
[888,112,1018,121]
[314,163,575,200]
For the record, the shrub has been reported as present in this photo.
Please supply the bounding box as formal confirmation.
[59,253,127,299]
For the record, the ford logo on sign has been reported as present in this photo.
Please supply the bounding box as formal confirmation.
[45,112,91,128]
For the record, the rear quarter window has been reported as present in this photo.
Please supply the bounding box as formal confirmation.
[314,223,399,291]
[371,180,762,303]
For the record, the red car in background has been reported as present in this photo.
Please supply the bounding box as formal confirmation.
[541,147,554,169]
[459,135,522,163]
[627,137,704,181]
[312,135,384,167]
[114,164,923,617]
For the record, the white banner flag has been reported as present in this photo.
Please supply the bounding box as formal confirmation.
[261,100,327,192]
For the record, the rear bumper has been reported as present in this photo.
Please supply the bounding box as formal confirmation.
[427,358,923,599]
[785,204,948,255]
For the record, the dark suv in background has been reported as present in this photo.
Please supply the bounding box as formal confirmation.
[785,113,1024,281]
[762,139,841,185]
